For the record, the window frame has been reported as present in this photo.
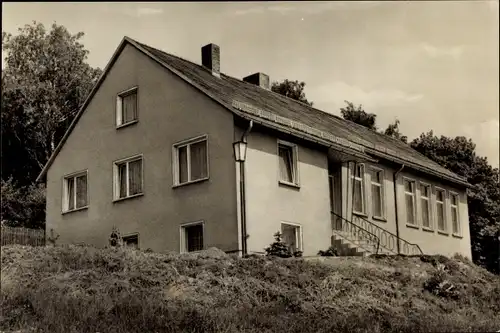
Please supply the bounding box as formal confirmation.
[180,221,205,253]
[113,154,144,202]
[277,139,300,187]
[116,87,138,128]
[351,163,366,215]
[62,170,89,214]
[403,177,417,227]
[280,221,303,253]
[435,187,448,234]
[122,233,140,249]
[172,135,210,187]
[419,182,433,231]
[369,167,385,220]
[449,191,461,236]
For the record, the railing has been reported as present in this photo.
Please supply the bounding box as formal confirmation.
[331,212,380,255]
[348,214,423,255]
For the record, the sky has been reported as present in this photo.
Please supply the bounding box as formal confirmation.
[2,1,499,167]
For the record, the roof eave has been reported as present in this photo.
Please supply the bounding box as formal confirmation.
[366,148,472,189]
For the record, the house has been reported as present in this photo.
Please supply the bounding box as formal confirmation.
[37,37,473,258]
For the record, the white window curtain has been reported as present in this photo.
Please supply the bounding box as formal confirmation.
[122,93,137,123]
[352,164,364,213]
[190,140,208,180]
[420,184,431,228]
[370,169,383,217]
[278,145,294,183]
[436,190,445,231]
[128,159,142,195]
[404,180,416,225]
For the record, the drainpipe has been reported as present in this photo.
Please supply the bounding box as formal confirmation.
[240,120,253,256]
[393,164,405,254]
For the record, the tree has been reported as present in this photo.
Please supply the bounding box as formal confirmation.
[1,177,46,229]
[384,119,408,143]
[1,22,102,229]
[271,79,313,106]
[411,131,500,274]
[2,22,102,185]
[340,100,377,130]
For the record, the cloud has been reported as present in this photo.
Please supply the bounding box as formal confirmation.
[103,5,164,18]
[421,43,464,59]
[309,81,424,110]
[229,2,380,17]
[135,7,164,17]
[232,7,265,16]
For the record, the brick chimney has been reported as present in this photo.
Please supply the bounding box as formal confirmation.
[243,72,270,90]
[201,43,220,77]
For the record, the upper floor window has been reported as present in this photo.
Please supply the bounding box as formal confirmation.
[63,171,88,212]
[436,189,446,232]
[278,140,299,186]
[369,168,384,218]
[113,155,143,200]
[173,135,209,186]
[404,179,416,226]
[420,183,432,229]
[116,87,138,127]
[352,164,365,214]
[450,193,460,235]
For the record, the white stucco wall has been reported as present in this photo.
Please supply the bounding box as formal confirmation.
[341,161,472,258]
[243,129,332,256]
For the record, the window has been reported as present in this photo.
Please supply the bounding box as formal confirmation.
[404,179,416,225]
[116,87,138,127]
[278,141,299,185]
[436,189,446,232]
[123,234,139,249]
[420,184,432,229]
[281,223,302,253]
[352,164,365,214]
[450,193,460,235]
[181,222,204,252]
[113,156,143,200]
[370,169,384,218]
[173,136,208,186]
[63,171,88,212]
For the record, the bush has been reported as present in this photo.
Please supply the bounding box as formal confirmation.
[318,246,338,257]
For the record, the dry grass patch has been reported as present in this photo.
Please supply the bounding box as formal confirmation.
[1,245,499,333]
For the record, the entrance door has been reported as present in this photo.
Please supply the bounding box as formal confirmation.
[328,162,343,230]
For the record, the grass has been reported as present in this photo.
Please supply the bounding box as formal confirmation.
[1,245,499,333]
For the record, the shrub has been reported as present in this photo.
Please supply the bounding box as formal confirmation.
[318,246,338,257]
[265,232,301,258]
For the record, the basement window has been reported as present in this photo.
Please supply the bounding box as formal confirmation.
[181,222,204,253]
[122,234,139,249]
[281,223,302,254]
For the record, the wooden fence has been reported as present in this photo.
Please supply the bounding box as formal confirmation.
[1,226,46,247]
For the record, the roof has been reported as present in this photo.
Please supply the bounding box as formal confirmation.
[37,37,470,188]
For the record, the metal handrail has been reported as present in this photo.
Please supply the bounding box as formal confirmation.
[331,212,380,255]
[349,214,424,255]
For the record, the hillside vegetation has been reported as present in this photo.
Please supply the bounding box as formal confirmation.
[1,245,499,333]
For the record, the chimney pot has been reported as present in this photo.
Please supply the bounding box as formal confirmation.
[243,72,270,90]
[201,43,220,77]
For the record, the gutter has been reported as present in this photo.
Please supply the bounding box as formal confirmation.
[239,120,253,257]
[393,164,405,255]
